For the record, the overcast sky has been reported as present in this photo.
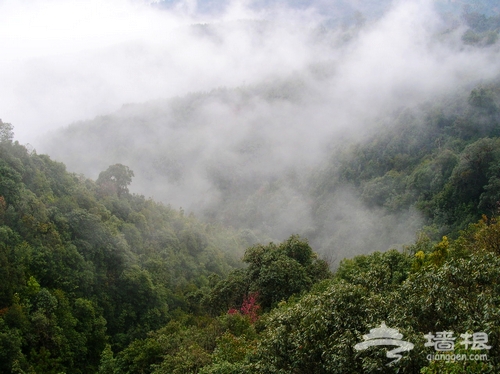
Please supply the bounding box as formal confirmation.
[2,0,499,146]
[1,0,329,144]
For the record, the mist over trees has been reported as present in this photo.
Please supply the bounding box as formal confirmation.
[1,0,500,372]
[0,123,251,371]
[42,60,500,262]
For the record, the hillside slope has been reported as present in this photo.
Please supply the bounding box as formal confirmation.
[0,121,249,373]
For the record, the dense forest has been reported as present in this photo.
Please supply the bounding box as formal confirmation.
[0,123,250,372]
[2,1,500,373]
[2,115,500,372]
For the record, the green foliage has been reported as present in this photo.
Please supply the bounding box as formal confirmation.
[210,331,256,366]
[0,317,25,373]
[335,249,412,292]
[217,220,500,373]
[314,80,500,241]
[204,269,248,315]
[0,131,247,372]
[461,9,500,47]
[96,163,134,197]
[3,74,500,373]
[207,235,331,312]
[0,160,23,205]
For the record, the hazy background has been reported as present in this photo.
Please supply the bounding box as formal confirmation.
[3,0,498,145]
[2,0,500,263]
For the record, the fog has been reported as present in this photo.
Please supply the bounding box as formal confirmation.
[1,0,334,144]
[2,0,500,262]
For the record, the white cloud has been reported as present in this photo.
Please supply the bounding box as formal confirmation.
[3,0,500,258]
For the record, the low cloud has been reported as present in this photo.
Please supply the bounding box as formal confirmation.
[3,0,500,261]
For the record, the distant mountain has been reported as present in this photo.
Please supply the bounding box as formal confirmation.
[41,73,500,263]
[155,0,500,20]
[41,0,500,262]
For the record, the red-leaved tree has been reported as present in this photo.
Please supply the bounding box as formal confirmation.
[227,292,260,323]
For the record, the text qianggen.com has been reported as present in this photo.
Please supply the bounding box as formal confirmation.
[426,353,488,362]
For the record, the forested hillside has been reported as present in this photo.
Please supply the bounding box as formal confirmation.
[42,75,500,262]
[2,1,500,372]
[311,79,500,252]
[5,76,500,371]
[187,220,500,373]
[3,81,500,371]
[0,122,250,372]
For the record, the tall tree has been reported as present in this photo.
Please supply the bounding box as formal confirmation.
[96,164,134,197]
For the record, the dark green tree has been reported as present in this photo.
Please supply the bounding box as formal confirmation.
[96,164,134,197]
[207,235,331,312]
